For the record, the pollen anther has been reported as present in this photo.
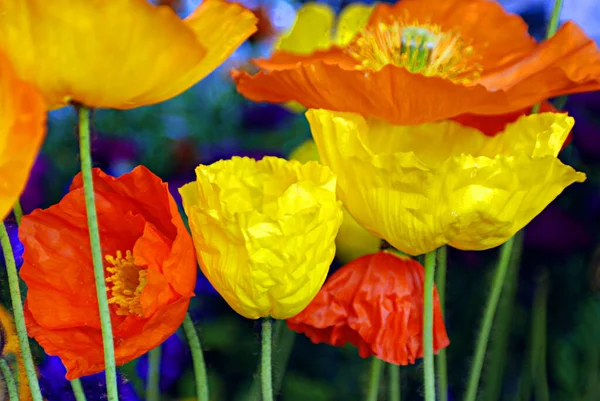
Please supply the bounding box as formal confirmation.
[105,250,147,316]
[346,20,482,83]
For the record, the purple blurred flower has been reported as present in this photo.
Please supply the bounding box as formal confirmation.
[524,204,593,253]
[136,332,191,393]
[241,103,295,132]
[91,134,139,177]
[20,155,51,213]
[0,221,23,268]
[39,355,140,401]
[567,93,600,159]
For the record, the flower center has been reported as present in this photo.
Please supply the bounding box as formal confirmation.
[105,250,147,317]
[346,21,482,83]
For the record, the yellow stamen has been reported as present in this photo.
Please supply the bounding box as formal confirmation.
[346,20,482,83]
[105,250,147,317]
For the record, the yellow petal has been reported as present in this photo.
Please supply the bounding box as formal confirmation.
[183,0,258,82]
[180,156,343,319]
[307,109,585,255]
[275,3,336,54]
[0,51,46,220]
[289,138,380,262]
[0,0,256,110]
[334,3,374,47]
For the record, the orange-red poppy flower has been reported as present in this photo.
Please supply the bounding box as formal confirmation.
[233,0,600,126]
[0,51,46,221]
[0,0,257,110]
[19,166,197,379]
[287,251,449,365]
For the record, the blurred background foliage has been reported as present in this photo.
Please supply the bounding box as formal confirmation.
[1,0,600,400]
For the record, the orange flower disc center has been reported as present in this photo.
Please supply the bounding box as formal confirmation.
[346,22,482,83]
[105,250,147,317]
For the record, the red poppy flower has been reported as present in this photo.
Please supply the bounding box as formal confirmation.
[233,0,600,126]
[287,251,449,365]
[19,166,197,379]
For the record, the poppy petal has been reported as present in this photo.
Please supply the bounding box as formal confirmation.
[288,251,449,365]
[0,51,46,221]
[233,63,512,125]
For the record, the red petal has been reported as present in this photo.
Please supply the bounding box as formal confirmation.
[288,251,449,365]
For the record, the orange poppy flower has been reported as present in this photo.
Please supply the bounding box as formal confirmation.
[0,51,46,221]
[0,0,257,110]
[287,251,449,365]
[233,0,600,125]
[19,166,197,379]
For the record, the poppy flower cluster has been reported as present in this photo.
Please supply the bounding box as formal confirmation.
[0,0,596,398]
[233,0,592,369]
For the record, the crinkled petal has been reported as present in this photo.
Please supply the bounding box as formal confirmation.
[288,251,449,364]
[289,139,380,263]
[180,156,343,319]
[480,23,600,99]
[307,109,585,255]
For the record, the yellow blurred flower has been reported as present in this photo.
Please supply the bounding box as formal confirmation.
[289,139,380,263]
[273,2,373,113]
[307,110,586,256]
[0,305,32,401]
[180,156,343,319]
[275,2,374,53]
[0,0,257,110]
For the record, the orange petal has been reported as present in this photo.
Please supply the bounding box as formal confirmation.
[71,166,197,297]
[0,0,256,109]
[233,62,512,125]
[480,22,600,102]
[0,51,46,221]
[368,0,536,72]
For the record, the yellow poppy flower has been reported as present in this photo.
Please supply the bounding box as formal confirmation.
[0,0,257,110]
[275,2,374,53]
[307,110,586,256]
[289,139,380,263]
[180,156,343,319]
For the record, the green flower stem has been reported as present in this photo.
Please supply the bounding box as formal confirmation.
[0,358,18,401]
[435,246,448,401]
[70,378,88,401]
[366,358,383,401]
[146,346,162,401]
[463,237,515,401]
[388,364,400,401]
[12,202,23,226]
[0,222,43,401]
[532,272,550,401]
[246,319,296,401]
[77,106,119,401]
[261,318,274,401]
[182,314,209,401]
[423,250,437,401]
[482,232,523,401]
[531,0,564,114]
